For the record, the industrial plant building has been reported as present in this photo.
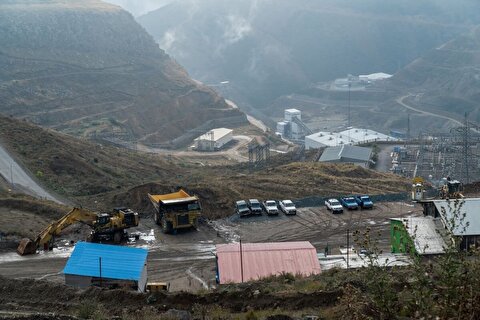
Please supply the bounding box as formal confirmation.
[305,128,397,149]
[276,109,312,141]
[215,241,321,284]
[194,128,233,151]
[63,242,148,292]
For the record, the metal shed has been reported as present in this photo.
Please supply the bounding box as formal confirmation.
[63,242,148,292]
[319,145,372,167]
[216,241,321,284]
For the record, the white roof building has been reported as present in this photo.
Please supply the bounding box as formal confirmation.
[358,72,392,81]
[339,128,397,144]
[194,128,233,151]
[305,128,397,149]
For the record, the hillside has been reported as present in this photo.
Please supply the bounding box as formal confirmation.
[0,115,179,209]
[390,26,480,123]
[137,0,480,108]
[0,115,408,218]
[0,0,244,146]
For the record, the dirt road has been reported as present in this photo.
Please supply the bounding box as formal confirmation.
[0,201,419,292]
[396,94,463,127]
[0,143,61,203]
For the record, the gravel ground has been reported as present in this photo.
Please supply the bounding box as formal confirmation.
[0,201,421,292]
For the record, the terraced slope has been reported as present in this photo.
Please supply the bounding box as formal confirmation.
[0,0,244,145]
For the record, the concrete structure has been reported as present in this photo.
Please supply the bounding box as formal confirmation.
[319,145,372,167]
[63,242,148,292]
[276,121,288,136]
[391,217,447,255]
[276,109,311,140]
[216,241,321,284]
[284,108,301,122]
[194,128,233,151]
[421,198,480,250]
[305,127,397,149]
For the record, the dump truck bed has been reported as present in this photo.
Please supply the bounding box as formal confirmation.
[148,190,198,204]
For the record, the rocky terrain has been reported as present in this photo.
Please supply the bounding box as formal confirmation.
[0,0,245,146]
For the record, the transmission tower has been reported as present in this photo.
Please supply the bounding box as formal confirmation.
[451,113,480,184]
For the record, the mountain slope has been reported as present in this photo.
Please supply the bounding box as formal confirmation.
[0,0,244,145]
[0,114,408,217]
[138,0,480,107]
[390,26,480,123]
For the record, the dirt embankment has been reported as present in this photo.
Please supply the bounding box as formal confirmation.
[0,193,69,240]
[115,163,409,219]
[0,276,342,318]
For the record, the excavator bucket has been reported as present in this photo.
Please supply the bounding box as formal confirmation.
[17,238,37,255]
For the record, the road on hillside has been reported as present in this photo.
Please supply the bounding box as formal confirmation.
[396,94,464,127]
[226,98,268,132]
[0,144,62,203]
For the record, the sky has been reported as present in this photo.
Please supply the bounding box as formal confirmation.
[103,0,173,16]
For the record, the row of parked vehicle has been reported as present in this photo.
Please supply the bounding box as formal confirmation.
[235,199,297,217]
[324,195,373,213]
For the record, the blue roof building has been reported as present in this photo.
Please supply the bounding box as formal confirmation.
[63,242,148,292]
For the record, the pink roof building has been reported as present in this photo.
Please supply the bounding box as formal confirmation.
[216,241,321,284]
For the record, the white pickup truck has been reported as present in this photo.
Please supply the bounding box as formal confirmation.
[263,200,279,215]
[325,198,344,214]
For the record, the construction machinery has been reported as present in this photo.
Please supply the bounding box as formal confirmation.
[439,177,464,199]
[148,189,201,234]
[17,207,139,255]
[411,177,426,201]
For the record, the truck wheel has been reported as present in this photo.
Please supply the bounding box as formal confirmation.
[113,231,122,244]
[161,216,172,234]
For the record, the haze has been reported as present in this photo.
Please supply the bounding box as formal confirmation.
[104,0,173,16]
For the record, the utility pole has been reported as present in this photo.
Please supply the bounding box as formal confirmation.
[348,80,352,144]
[346,229,350,270]
[10,162,14,189]
[407,113,411,140]
[463,113,470,184]
[348,81,351,128]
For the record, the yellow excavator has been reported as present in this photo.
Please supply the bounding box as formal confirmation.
[17,207,139,255]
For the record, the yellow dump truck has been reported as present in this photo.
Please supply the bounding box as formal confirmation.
[147,189,201,234]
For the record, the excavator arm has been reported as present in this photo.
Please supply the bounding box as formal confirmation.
[17,207,98,255]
